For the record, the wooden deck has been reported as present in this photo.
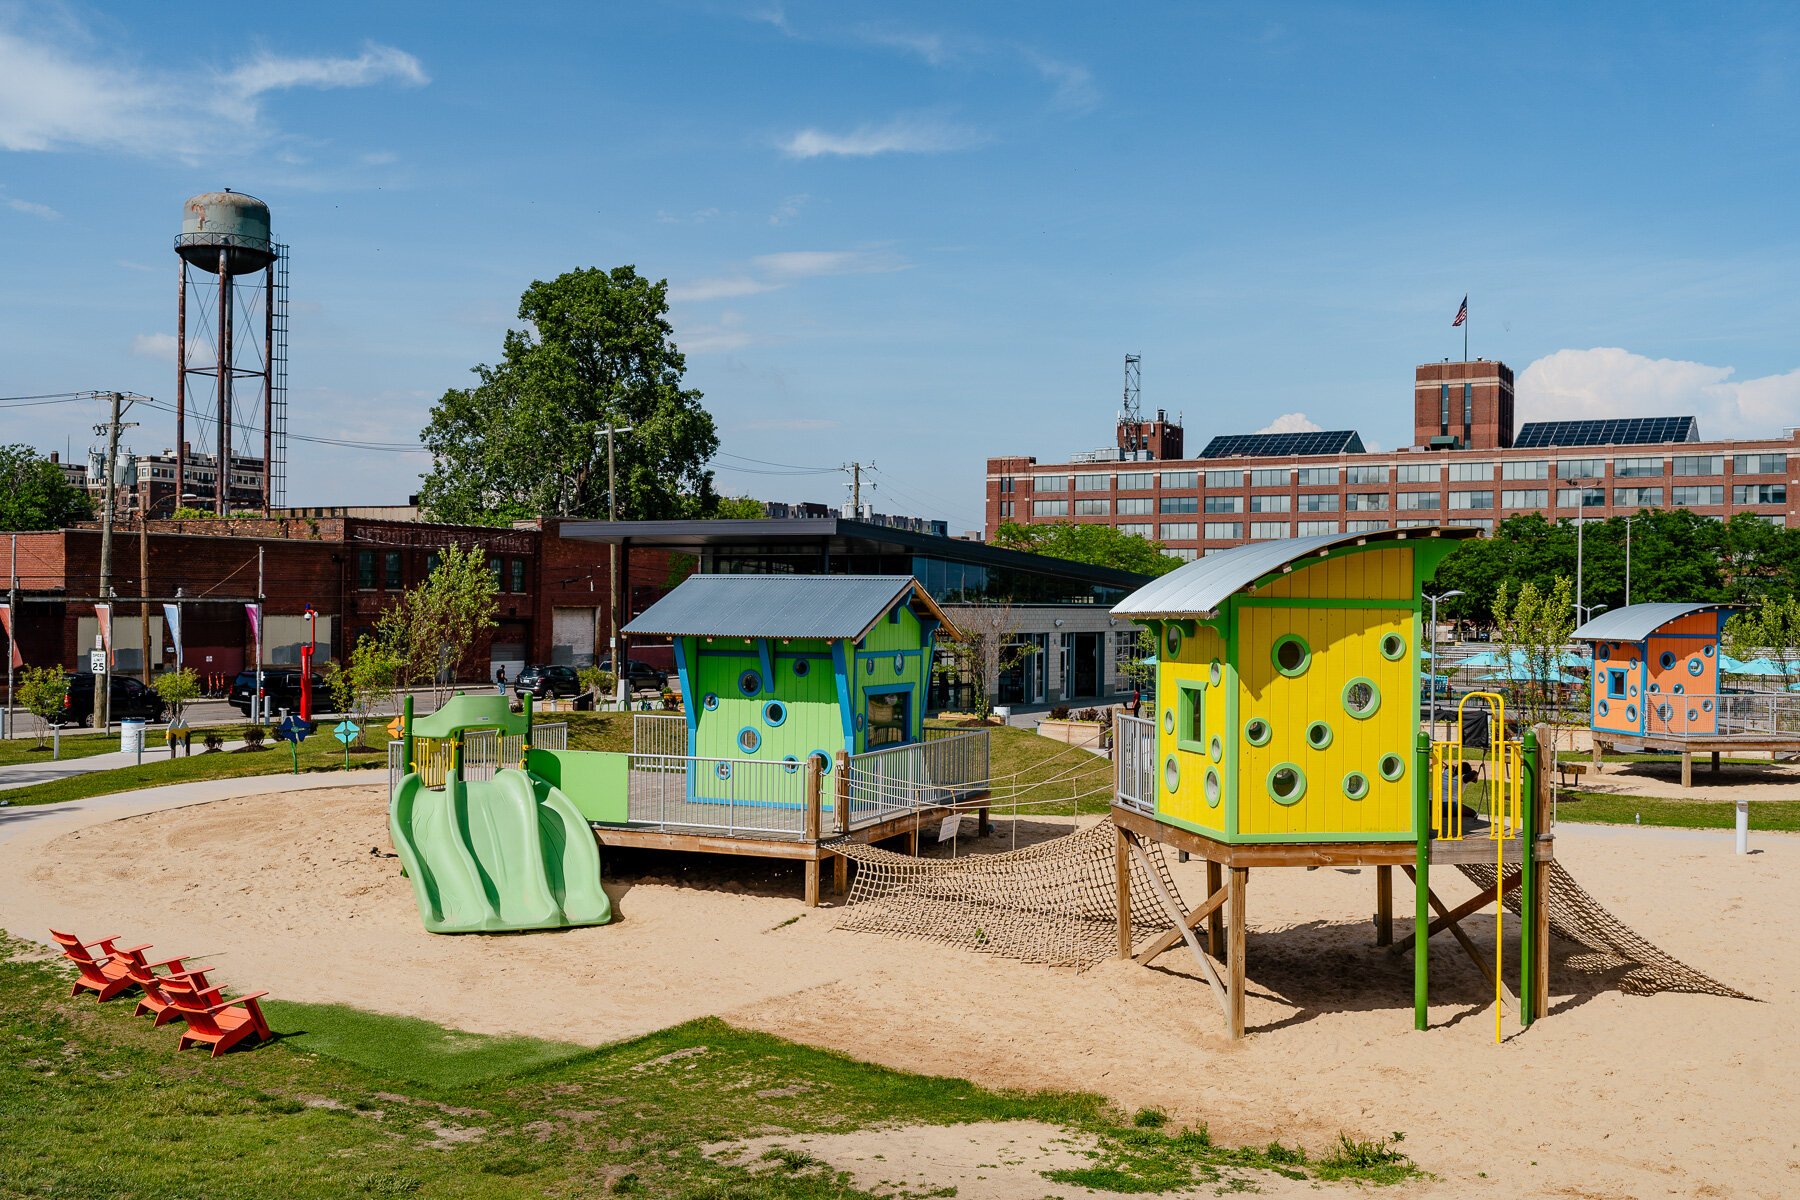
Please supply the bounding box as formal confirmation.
[1108,805,1552,868]
[1592,732,1800,786]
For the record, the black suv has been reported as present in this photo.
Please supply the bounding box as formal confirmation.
[598,658,668,693]
[514,664,581,700]
[229,669,322,717]
[51,673,167,727]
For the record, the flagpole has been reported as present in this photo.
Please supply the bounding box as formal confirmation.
[1464,294,1469,361]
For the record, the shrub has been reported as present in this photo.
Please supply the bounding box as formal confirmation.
[17,665,69,747]
[152,667,201,724]
[203,732,223,753]
[242,724,267,749]
[1077,707,1100,722]
[1049,705,1072,720]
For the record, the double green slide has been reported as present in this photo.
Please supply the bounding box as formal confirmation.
[387,695,612,934]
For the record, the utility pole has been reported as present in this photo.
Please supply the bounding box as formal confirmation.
[139,509,152,685]
[842,461,875,519]
[256,545,265,721]
[604,421,634,708]
[7,534,15,740]
[94,392,138,733]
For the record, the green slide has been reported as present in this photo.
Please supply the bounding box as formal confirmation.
[390,767,612,934]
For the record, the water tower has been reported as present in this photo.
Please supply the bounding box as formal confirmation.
[174,190,288,515]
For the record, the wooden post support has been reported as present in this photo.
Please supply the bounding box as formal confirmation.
[1711,750,1721,774]
[1533,727,1551,1020]
[833,750,850,835]
[1591,736,1602,771]
[1375,864,1394,946]
[803,858,820,908]
[804,756,822,843]
[1681,748,1693,789]
[1206,860,1224,958]
[833,852,849,895]
[1520,726,1541,1026]
[1227,866,1248,1040]
[1413,730,1431,1031]
[977,806,991,837]
[1115,826,1133,959]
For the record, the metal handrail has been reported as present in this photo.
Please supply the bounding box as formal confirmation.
[1112,712,1156,815]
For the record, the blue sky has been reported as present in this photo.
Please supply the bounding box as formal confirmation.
[3,2,1798,530]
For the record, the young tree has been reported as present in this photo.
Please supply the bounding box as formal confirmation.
[377,545,500,703]
[935,602,1038,721]
[1724,597,1800,697]
[711,495,768,519]
[418,266,720,523]
[152,668,201,726]
[0,445,93,531]
[988,521,1181,577]
[17,665,68,748]
[1492,576,1576,729]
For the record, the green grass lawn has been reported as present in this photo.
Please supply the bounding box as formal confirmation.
[1556,789,1800,831]
[0,728,123,766]
[1,940,1419,1197]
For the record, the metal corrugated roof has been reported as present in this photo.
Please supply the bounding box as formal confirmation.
[623,574,953,640]
[1110,528,1479,619]
[1570,602,1740,643]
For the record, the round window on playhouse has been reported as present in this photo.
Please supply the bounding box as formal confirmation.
[738,670,762,697]
[1267,763,1307,805]
[1164,755,1180,794]
[715,761,732,781]
[1704,644,1716,658]
[1343,678,1381,720]
[809,750,832,775]
[702,692,720,711]
[1204,768,1221,808]
[1656,703,1673,723]
[1379,753,1406,782]
[1598,699,1610,717]
[1625,704,1638,723]
[1306,721,1333,750]
[763,700,787,727]
[1209,736,1223,762]
[1702,699,1716,713]
[1674,683,1685,694]
[1245,717,1272,747]
[1166,625,1183,658]
[893,653,905,673]
[1209,660,1222,687]
[737,726,761,754]
[1271,634,1311,677]
[1688,657,1705,677]
[1660,651,1676,670]
[1343,771,1370,801]
[1687,708,1699,722]
[793,658,810,678]
[1163,708,1176,735]
[781,755,799,774]
[1380,633,1407,662]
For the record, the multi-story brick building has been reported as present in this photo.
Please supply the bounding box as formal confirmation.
[986,358,1797,559]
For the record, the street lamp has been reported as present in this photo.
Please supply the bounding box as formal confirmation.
[1568,477,1601,625]
[1426,589,1464,733]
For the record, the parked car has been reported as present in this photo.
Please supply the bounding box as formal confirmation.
[597,658,668,693]
[50,673,167,727]
[228,668,322,717]
[514,664,583,701]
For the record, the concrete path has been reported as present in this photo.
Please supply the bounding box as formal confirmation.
[0,742,252,793]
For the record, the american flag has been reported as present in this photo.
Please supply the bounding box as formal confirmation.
[1451,296,1468,327]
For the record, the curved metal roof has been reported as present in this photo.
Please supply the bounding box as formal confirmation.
[623,574,957,641]
[1570,602,1741,644]
[1111,527,1479,620]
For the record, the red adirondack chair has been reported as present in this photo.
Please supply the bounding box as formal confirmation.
[125,955,219,1026]
[163,975,271,1057]
[49,929,150,1002]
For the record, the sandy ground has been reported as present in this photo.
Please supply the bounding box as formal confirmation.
[4,781,1797,1198]
[1574,757,1800,800]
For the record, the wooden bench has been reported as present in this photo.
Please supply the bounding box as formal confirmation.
[1554,759,1591,789]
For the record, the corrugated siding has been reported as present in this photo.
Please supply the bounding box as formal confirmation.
[624,574,912,639]
[1156,621,1227,836]
[1643,611,1721,735]
[1254,546,1412,602]
[691,640,841,770]
[851,604,931,751]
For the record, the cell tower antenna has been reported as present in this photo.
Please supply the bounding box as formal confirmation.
[1121,354,1141,423]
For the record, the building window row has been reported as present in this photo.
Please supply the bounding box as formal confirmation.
[1074,498,1109,515]
[1396,491,1440,511]
[1203,495,1242,514]
[1161,522,1197,541]
[1734,483,1786,505]
[1557,487,1607,508]
[1249,494,1290,513]
[1449,490,1493,510]
[1297,492,1338,512]
[1672,455,1724,477]
[1160,496,1199,514]
[1032,499,1068,517]
[1073,473,1110,492]
[1249,521,1290,540]
[1118,497,1154,515]
[1614,487,1661,508]
[1672,485,1725,507]
[1203,522,1241,540]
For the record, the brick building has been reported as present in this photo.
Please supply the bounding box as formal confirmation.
[986,358,1797,559]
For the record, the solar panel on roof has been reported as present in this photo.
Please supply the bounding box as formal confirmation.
[1198,431,1366,458]
[1513,417,1698,448]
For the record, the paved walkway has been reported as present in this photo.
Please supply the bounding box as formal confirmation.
[0,741,254,793]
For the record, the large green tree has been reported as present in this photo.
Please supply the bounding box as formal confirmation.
[989,520,1181,577]
[419,267,720,524]
[0,445,93,531]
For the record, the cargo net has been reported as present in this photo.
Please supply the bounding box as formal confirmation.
[833,822,1179,969]
[1461,861,1753,1000]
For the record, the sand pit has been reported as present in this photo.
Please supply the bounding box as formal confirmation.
[4,781,1797,1198]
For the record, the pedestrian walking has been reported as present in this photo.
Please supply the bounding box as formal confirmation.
[495,664,507,696]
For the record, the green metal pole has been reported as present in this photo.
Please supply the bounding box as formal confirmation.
[1520,727,1539,1027]
[1414,730,1431,1031]
[524,692,533,750]
[403,694,415,774]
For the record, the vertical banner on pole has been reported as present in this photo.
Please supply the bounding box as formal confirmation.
[94,602,113,669]
[246,602,263,719]
[163,604,184,671]
[0,602,19,668]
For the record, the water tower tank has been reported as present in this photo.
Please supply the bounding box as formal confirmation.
[175,189,276,275]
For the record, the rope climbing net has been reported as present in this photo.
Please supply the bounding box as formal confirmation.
[1460,861,1753,999]
[833,822,1180,969]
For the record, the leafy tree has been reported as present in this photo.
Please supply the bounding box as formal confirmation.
[712,496,768,519]
[376,545,500,700]
[934,601,1038,721]
[1492,576,1576,729]
[0,445,93,531]
[323,635,405,745]
[1724,596,1800,695]
[989,521,1181,577]
[418,266,719,523]
[17,665,68,748]
[151,668,201,725]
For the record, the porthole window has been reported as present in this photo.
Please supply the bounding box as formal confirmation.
[854,713,865,732]
[1306,721,1333,750]
[1629,657,1641,670]
[1163,708,1176,735]
[1688,657,1704,677]
[1625,704,1638,722]
[715,761,732,781]
[864,659,875,676]
[1628,685,1638,698]
[793,658,810,678]
[1271,634,1311,677]
[702,692,720,711]
[1660,651,1676,670]
[737,726,761,754]
[1165,755,1180,794]
[1704,645,1715,658]
[781,755,799,774]
[1702,699,1716,713]
[1380,633,1407,662]
[1655,703,1673,723]
[1598,699,1610,716]
[893,653,905,673]
[1166,625,1183,658]
[1343,771,1370,801]
[1204,768,1221,808]
[1209,736,1222,763]
[738,670,762,696]
[763,700,787,727]
[1342,678,1381,720]
[1648,683,1660,694]
[809,750,832,775]
[1673,683,1685,695]
[1245,717,1272,747]
[1209,660,1222,687]
[1686,708,1699,722]
[1267,763,1307,805]
[1379,754,1406,782]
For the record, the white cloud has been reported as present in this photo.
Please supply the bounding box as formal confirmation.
[779,115,983,159]
[768,193,809,225]
[752,249,906,278]
[1019,50,1099,113]
[679,311,754,353]
[6,196,58,219]
[1516,347,1800,440]
[854,25,951,65]
[0,23,426,159]
[668,276,778,303]
[1255,412,1324,435]
[130,332,177,363]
